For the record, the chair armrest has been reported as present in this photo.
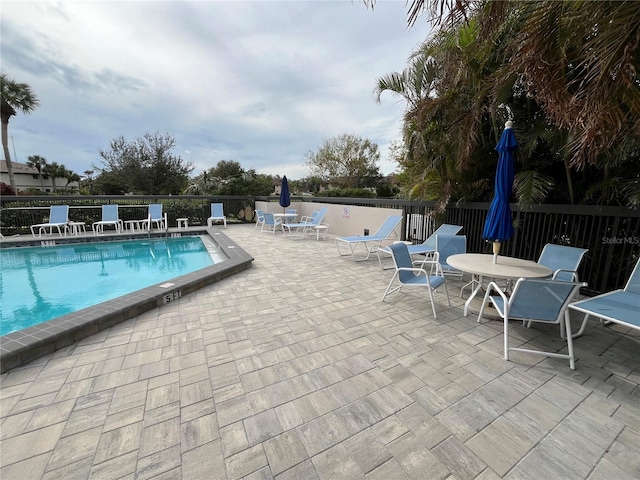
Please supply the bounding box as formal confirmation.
[486,281,509,301]
[417,251,439,263]
[397,267,428,276]
[413,258,444,276]
[552,269,579,281]
[414,252,441,272]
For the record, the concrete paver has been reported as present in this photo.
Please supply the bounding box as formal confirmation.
[1,224,639,479]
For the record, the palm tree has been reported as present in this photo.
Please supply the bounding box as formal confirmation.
[183,169,214,195]
[26,155,47,192]
[374,0,640,206]
[64,172,81,193]
[84,169,95,194]
[376,18,501,207]
[373,0,640,169]
[42,162,66,192]
[0,74,40,190]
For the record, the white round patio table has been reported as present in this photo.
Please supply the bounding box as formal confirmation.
[447,253,552,316]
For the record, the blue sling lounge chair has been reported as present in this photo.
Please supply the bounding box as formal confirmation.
[92,205,123,234]
[336,215,402,262]
[377,223,463,269]
[282,206,329,239]
[30,205,69,237]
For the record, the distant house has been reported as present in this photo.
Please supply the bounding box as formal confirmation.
[0,161,78,193]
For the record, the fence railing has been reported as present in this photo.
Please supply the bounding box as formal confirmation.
[2,195,638,294]
[0,195,256,233]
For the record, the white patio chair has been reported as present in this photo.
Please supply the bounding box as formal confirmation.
[537,243,589,282]
[261,212,283,234]
[284,208,297,223]
[381,242,450,319]
[30,205,69,237]
[254,209,265,230]
[522,243,589,335]
[92,205,123,234]
[282,206,329,239]
[207,203,227,228]
[142,204,167,231]
[377,223,463,270]
[478,278,586,369]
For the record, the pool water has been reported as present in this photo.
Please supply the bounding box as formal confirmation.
[0,236,217,336]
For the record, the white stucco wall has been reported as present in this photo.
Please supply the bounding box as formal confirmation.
[255,201,403,238]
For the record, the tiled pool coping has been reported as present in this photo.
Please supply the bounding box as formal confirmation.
[0,227,254,372]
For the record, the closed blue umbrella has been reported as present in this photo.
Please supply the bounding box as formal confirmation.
[279,175,290,212]
[482,121,517,263]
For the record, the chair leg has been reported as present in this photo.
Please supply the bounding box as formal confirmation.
[427,288,437,319]
[377,249,394,270]
[571,313,591,338]
[460,277,476,298]
[477,288,493,323]
[381,273,400,301]
[563,311,576,370]
[442,281,451,307]
[504,316,510,360]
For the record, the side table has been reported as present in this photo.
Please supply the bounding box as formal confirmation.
[176,218,189,230]
[313,225,328,240]
[67,222,87,236]
[124,220,142,232]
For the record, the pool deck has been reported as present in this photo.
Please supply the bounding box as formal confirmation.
[0,227,254,373]
[0,224,638,479]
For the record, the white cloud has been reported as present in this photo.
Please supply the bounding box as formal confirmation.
[1,0,428,180]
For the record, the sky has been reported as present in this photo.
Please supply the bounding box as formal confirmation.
[1,1,429,181]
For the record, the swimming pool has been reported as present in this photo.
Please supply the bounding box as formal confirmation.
[0,236,222,336]
[0,228,254,373]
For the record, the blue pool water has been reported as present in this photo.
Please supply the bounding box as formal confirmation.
[0,236,217,336]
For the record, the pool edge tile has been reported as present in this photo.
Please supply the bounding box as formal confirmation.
[0,228,253,373]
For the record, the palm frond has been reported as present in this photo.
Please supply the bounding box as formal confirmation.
[514,170,554,208]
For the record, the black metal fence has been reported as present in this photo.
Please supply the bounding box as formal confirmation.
[400,201,640,295]
[0,195,256,232]
[2,195,638,294]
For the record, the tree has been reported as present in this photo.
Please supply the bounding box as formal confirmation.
[305,134,381,188]
[210,160,244,181]
[297,176,324,194]
[83,169,95,195]
[183,170,215,195]
[93,170,125,195]
[99,132,194,194]
[372,0,640,170]
[213,173,273,196]
[375,21,498,208]
[42,161,67,192]
[0,74,40,191]
[26,155,47,191]
[375,1,640,207]
[64,172,81,192]
[184,161,257,195]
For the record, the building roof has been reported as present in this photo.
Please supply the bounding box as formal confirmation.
[0,161,39,175]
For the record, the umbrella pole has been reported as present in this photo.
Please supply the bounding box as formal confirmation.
[493,241,501,264]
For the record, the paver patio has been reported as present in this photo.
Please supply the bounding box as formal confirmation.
[1,224,638,479]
